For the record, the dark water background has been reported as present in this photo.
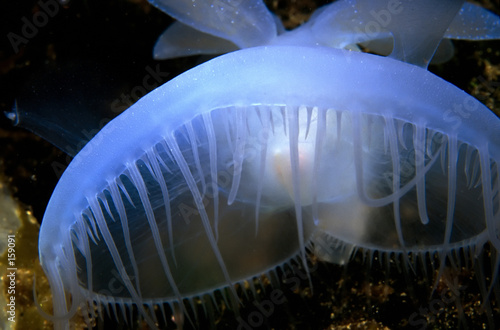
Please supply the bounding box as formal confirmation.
[0,0,499,329]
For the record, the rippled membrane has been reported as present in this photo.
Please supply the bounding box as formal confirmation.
[51,105,498,328]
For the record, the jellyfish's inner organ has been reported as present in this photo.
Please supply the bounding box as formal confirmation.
[210,105,362,212]
[72,104,498,304]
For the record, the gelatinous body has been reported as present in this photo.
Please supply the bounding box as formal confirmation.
[31,1,500,329]
[38,45,500,329]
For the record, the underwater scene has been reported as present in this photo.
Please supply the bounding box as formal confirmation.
[1,0,500,329]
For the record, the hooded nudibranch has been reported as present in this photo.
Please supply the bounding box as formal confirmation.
[17,0,500,329]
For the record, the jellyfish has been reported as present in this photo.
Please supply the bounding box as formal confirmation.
[6,0,500,329]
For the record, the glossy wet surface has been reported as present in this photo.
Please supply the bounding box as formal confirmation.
[0,1,499,329]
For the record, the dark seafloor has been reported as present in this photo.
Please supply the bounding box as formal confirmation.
[0,0,499,329]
